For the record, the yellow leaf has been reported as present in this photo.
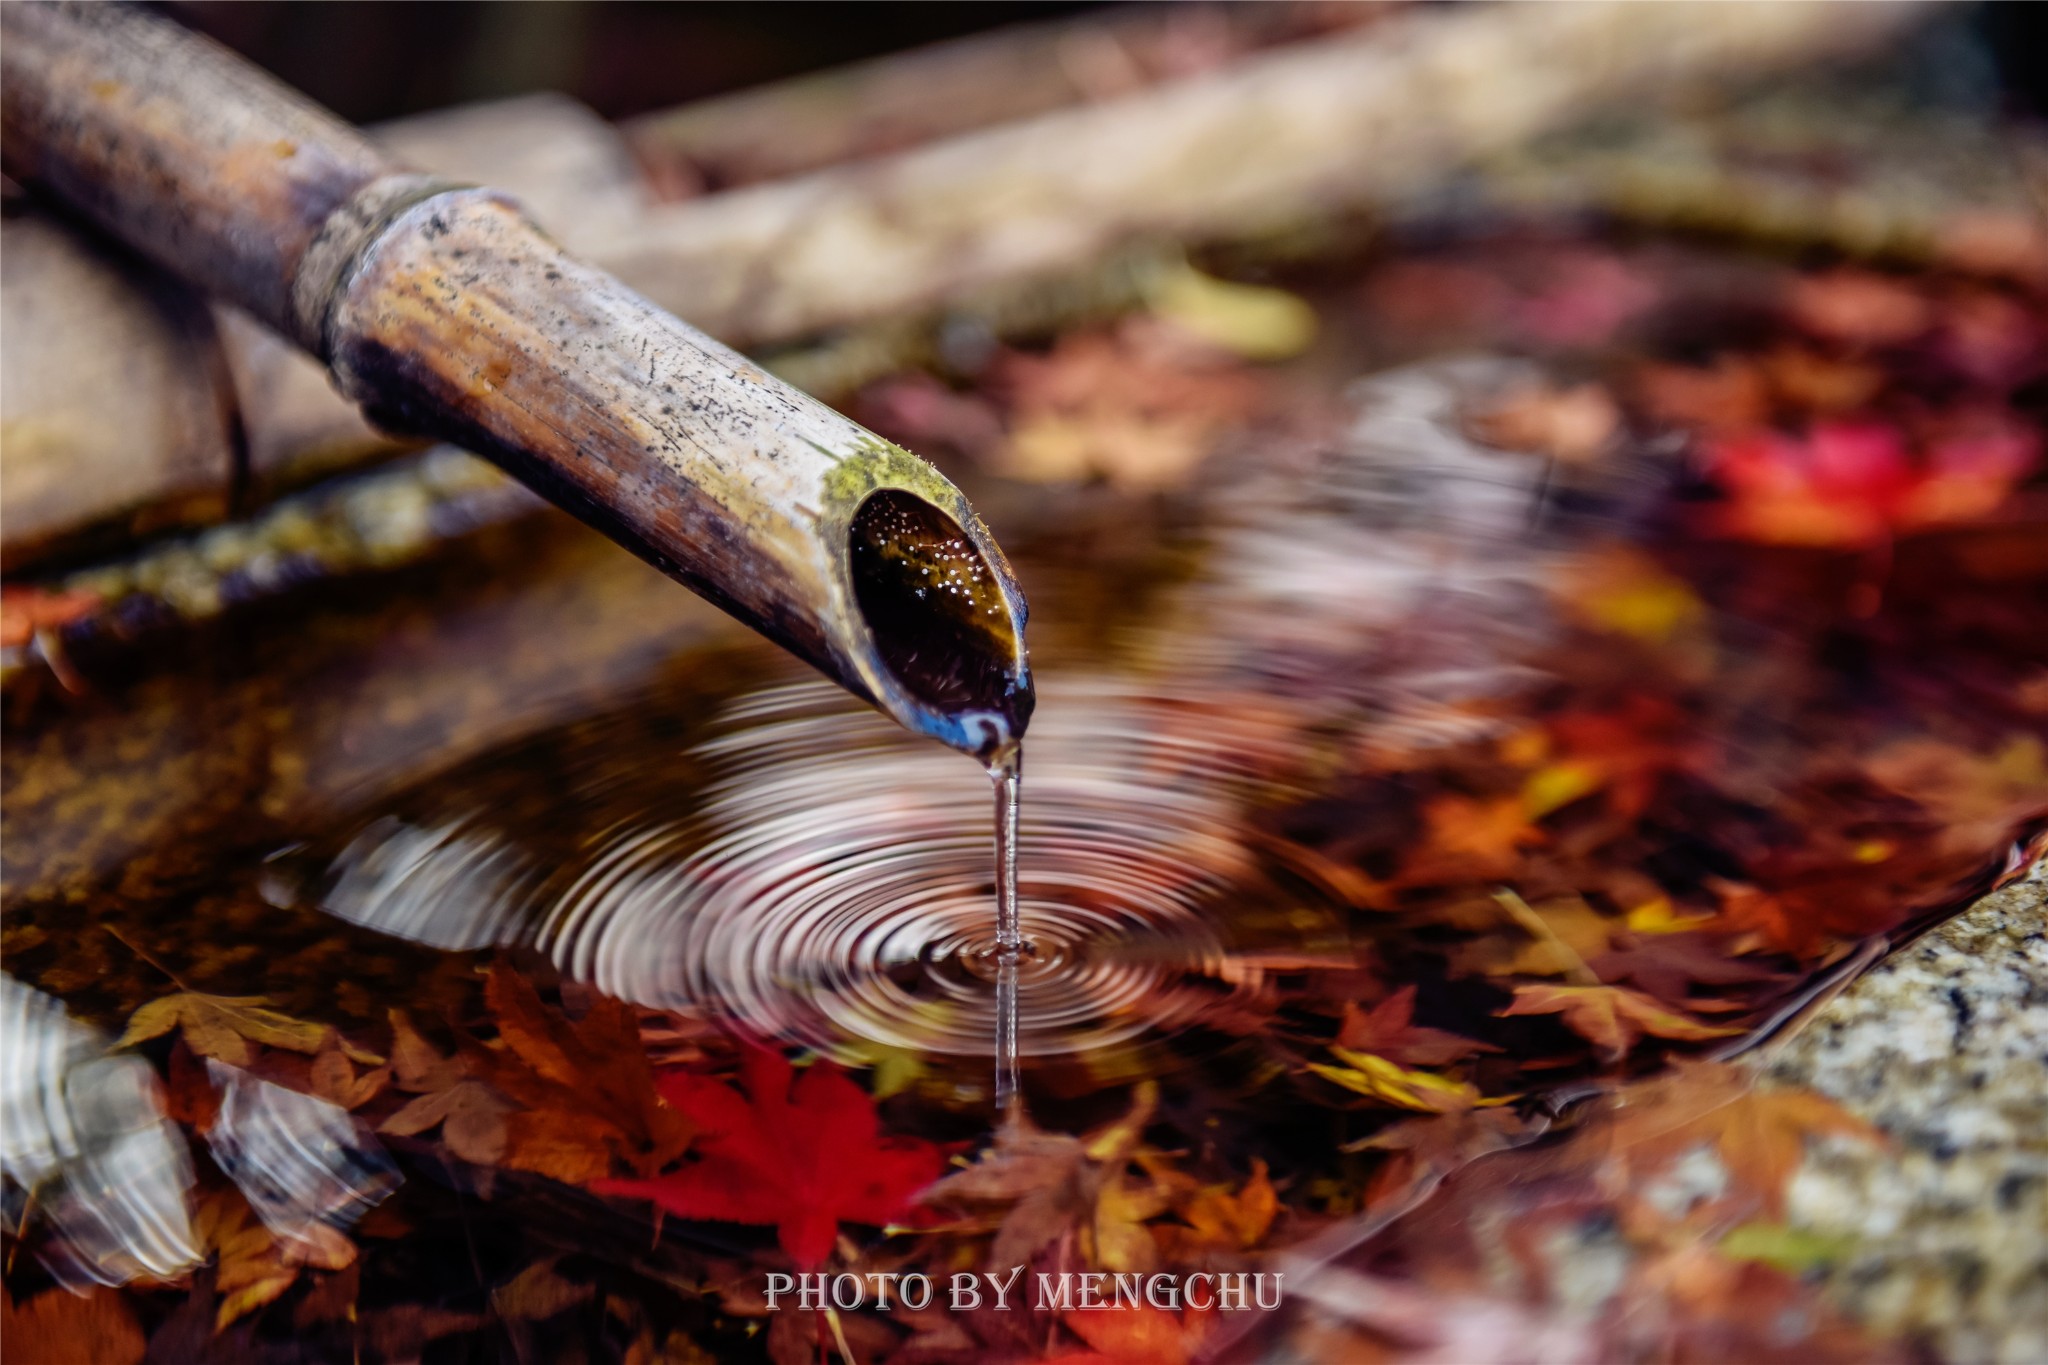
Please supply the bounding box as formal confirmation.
[1625,897,1710,934]
[1563,547,1705,643]
[117,994,380,1069]
[1308,1048,1500,1114]
[843,1044,925,1101]
[1147,264,1316,361]
[1171,1160,1278,1253]
[1718,1222,1858,1272]
[1523,760,1604,818]
[1093,1175,1170,1273]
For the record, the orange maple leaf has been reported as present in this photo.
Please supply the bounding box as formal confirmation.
[1707,878,1905,959]
[1499,984,1738,1062]
[1052,1302,1212,1365]
[0,585,101,651]
[1405,794,1544,881]
[1605,1063,1883,1218]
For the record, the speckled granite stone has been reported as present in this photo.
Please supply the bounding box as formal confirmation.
[1755,860,2048,1365]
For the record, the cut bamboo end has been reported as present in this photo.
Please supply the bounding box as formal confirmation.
[1,1,1032,757]
[320,187,1031,755]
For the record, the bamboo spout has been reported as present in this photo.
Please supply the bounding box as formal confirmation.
[0,1,1031,756]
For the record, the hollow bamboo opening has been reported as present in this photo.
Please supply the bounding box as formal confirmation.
[847,490,1032,756]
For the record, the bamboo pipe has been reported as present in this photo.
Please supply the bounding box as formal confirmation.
[0,1,1031,758]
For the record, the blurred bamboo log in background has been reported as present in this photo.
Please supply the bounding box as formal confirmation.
[0,0,1980,579]
[592,0,1938,345]
[620,1,1385,197]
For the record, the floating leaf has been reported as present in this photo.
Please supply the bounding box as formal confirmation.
[1607,1063,1884,1217]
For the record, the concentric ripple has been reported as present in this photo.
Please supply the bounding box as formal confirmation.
[537,676,1307,1066]
[302,360,1575,1076]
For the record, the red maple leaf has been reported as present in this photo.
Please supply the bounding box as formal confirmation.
[1707,878,1901,959]
[594,1046,944,1267]
[1546,696,1698,822]
[1338,986,1499,1066]
[1702,418,2038,547]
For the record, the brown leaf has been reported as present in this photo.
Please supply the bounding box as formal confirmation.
[1865,735,2048,858]
[1338,987,1499,1067]
[0,1286,145,1365]
[1404,794,1545,881]
[309,1037,391,1111]
[1635,356,1769,432]
[471,966,694,1182]
[163,1039,222,1132]
[388,1010,463,1092]
[117,994,380,1070]
[490,1258,593,1323]
[1588,933,1784,1004]
[992,325,1260,490]
[1787,270,1931,347]
[381,969,693,1185]
[381,1081,513,1166]
[1059,1301,1208,1365]
[924,1083,1159,1271]
[1467,382,1620,464]
[1499,984,1739,1062]
[1707,878,1900,959]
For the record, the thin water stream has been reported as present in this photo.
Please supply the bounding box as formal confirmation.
[989,751,1024,1111]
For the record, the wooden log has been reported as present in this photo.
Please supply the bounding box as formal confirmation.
[596,0,1938,348]
[623,1,1383,197]
[0,211,235,569]
[1,1,1032,758]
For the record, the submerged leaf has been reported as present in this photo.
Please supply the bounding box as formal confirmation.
[0,1286,145,1365]
[1308,1047,1497,1113]
[1607,1063,1884,1217]
[194,1187,356,1329]
[1499,984,1739,1062]
[1337,986,1498,1067]
[117,994,380,1070]
[595,1046,944,1267]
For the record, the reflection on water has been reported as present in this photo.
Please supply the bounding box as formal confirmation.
[311,675,1310,1083]
[204,1061,397,1246]
[275,356,2043,1104]
[0,977,199,1286]
[1,976,397,1288]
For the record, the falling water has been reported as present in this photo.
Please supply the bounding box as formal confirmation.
[989,748,1023,1111]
